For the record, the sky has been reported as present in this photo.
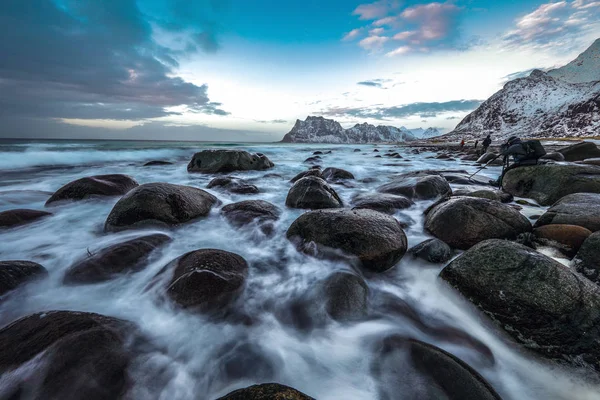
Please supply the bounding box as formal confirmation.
[0,0,599,142]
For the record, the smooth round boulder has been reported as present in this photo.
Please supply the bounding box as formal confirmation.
[558,141,600,162]
[221,200,281,235]
[321,272,368,321]
[0,311,135,400]
[534,193,600,232]
[425,197,532,250]
[533,224,592,256]
[441,239,600,370]
[351,193,413,214]
[476,152,498,164]
[582,158,600,166]
[104,183,218,232]
[321,167,355,181]
[153,249,248,311]
[187,150,274,173]
[285,176,343,209]
[290,169,322,183]
[207,176,259,194]
[409,238,452,263]
[540,152,565,161]
[374,336,501,400]
[216,383,314,400]
[143,160,173,166]
[45,174,138,205]
[378,174,451,200]
[573,232,600,285]
[286,209,408,272]
[0,209,51,229]
[452,189,513,203]
[64,234,172,284]
[0,261,47,296]
[503,164,600,206]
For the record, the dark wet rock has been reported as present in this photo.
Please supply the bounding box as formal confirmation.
[0,209,52,229]
[373,149,380,152]
[502,164,600,206]
[582,158,600,166]
[153,249,248,310]
[378,174,451,200]
[104,183,218,232]
[374,155,382,158]
[143,160,173,166]
[540,152,565,162]
[574,232,600,285]
[0,261,47,296]
[534,193,600,232]
[530,214,541,220]
[436,154,450,159]
[286,209,407,272]
[285,176,343,209]
[461,154,479,161]
[321,272,368,321]
[207,176,259,194]
[290,169,322,183]
[409,238,452,263]
[515,199,538,206]
[0,310,136,400]
[374,336,502,400]
[216,383,314,400]
[351,193,413,214]
[425,197,532,250]
[441,239,600,370]
[360,177,379,184]
[476,153,499,164]
[354,149,361,152]
[313,151,323,155]
[321,167,355,181]
[187,150,274,173]
[453,189,513,203]
[303,156,321,164]
[221,200,281,235]
[533,224,591,256]
[558,141,600,162]
[64,234,172,285]
[45,174,139,205]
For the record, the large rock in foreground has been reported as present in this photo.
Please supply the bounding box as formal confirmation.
[0,261,48,296]
[285,176,343,209]
[574,232,600,285]
[425,197,531,250]
[104,183,218,232]
[286,209,407,272]
[45,174,138,205]
[0,209,52,229]
[441,239,600,370]
[187,150,274,173]
[0,311,136,400]
[558,141,600,162]
[216,383,314,400]
[534,193,600,232]
[378,174,451,200]
[64,234,172,284]
[502,164,600,206]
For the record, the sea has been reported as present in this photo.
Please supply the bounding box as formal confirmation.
[0,139,598,400]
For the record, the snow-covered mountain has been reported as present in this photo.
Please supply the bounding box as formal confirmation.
[443,39,600,141]
[410,127,442,138]
[280,116,422,143]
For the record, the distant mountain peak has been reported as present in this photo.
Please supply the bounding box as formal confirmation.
[547,38,600,84]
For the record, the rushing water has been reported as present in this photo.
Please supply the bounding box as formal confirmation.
[0,140,598,400]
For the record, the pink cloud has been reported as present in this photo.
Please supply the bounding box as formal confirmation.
[400,2,460,42]
[353,1,400,20]
[359,35,390,51]
[385,45,412,56]
[343,28,363,41]
[369,27,386,35]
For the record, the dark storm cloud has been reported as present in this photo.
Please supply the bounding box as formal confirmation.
[320,99,483,120]
[0,0,227,121]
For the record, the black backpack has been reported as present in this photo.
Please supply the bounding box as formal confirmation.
[522,140,546,159]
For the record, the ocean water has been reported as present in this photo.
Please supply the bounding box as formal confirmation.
[0,140,598,400]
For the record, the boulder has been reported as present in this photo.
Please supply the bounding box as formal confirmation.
[152,249,248,310]
[216,383,314,400]
[0,261,48,296]
[452,189,513,203]
[207,176,259,194]
[582,158,600,166]
[322,167,355,181]
[64,234,172,284]
[303,156,321,164]
[441,239,600,370]
[351,193,413,214]
[321,272,368,321]
[540,152,565,162]
[558,141,600,162]
[143,160,173,166]
[45,174,138,205]
[221,200,281,234]
[0,311,136,400]
[425,197,531,250]
[187,150,273,173]
[476,153,499,164]
[290,169,322,183]
[573,232,600,285]
[502,164,600,206]
[534,193,600,232]
[378,174,451,200]
[374,336,501,400]
[409,238,452,263]
[286,209,407,272]
[104,183,218,232]
[285,176,343,209]
[533,224,592,256]
[0,209,52,229]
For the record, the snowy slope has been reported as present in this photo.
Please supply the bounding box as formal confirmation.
[548,39,600,84]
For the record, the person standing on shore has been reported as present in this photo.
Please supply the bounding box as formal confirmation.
[460,139,465,148]
[482,135,492,154]
[474,140,479,149]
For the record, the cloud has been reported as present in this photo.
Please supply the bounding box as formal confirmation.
[501,68,553,82]
[400,2,460,42]
[359,35,390,51]
[255,119,288,124]
[0,0,227,123]
[386,45,413,56]
[320,99,483,119]
[356,78,393,88]
[343,28,363,41]
[503,0,600,48]
[353,1,400,20]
